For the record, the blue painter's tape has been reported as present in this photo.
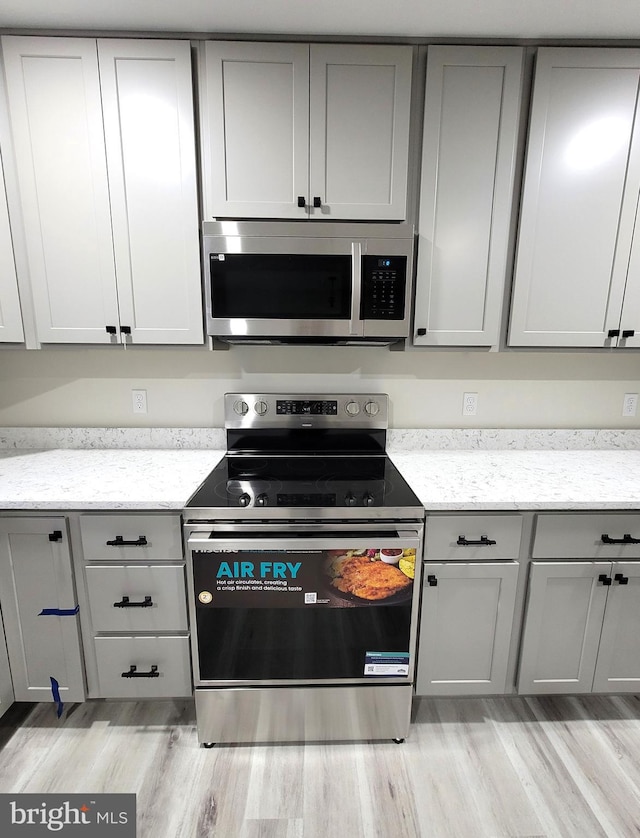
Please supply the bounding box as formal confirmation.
[50,677,63,718]
[39,605,79,616]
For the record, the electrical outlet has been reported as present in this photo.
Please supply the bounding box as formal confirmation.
[462,392,478,416]
[622,393,638,417]
[132,389,147,414]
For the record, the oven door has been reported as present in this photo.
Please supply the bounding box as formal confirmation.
[186,526,422,687]
[204,238,363,340]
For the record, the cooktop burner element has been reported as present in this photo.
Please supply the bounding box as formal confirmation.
[184,393,422,521]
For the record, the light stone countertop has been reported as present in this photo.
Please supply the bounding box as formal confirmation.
[0,445,639,511]
[388,449,640,510]
[0,448,226,510]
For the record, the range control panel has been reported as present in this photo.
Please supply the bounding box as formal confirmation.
[224,393,389,429]
[360,255,407,320]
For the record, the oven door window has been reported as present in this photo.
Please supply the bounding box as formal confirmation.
[192,546,416,681]
[210,254,352,319]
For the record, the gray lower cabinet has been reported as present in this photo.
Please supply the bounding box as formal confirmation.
[518,560,640,694]
[0,608,14,717]
[416,561,519,695]
[0,517,85,703]
[79,513,192,698]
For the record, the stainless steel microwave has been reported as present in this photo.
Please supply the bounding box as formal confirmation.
[202,221,415,345]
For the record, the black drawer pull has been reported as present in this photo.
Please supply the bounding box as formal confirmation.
[601,533,640,545]
[105,325,117,335]
[607,329,620,338]
[48,530,63,542]
[106,535,148,547]
[426,574,438,586]
[416,328,427,336]
[622,329,635,339]
[297,196,306,208]
[120,325,132,335]
[313,196,322,208]
[114,595,153,608]
[598,574,612,586]
[121,665,159,679]
[457,535,497,546]
[614,573,629,585]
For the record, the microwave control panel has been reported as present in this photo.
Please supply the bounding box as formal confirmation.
[360,255,407,320]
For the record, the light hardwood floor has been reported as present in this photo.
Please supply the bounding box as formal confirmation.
[0,694,639,837]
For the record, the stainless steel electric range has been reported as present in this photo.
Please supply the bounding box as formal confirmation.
[183,393,424,746]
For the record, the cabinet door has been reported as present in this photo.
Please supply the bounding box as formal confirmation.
[309,44,412,220]
[201,41,310,219]
[517,561,609,694]
[0,610,14,718]
[0,148,23,342]
[414,47,523,346]
[618,194,640,347]
[0,517,85,703]
[1,36,120,344]
[592,562,640,692]
[416,562,519,696]
[98,39,203,345]
[509,48,640,347]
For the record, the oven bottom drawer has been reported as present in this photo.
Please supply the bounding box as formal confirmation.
[94,636,192,698]
[194,684,412,744]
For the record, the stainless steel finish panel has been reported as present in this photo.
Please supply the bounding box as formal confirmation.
[184,506,424,522]
[202,220,415,238]
[194,684,413,744]
[184,520,424,689]
[224,392,388,429]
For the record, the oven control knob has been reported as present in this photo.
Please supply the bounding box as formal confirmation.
[363,492,375,506]
[255,493,269,506]
[364,401,380,417]
[233,400,249,416]
[345,400,360,416]
[345,492,357,506]
[238,493,251,507]
[254,400,268,416]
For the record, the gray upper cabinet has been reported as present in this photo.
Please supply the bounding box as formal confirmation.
[1,36,202,346]
[0,147,23,343]
[413,46,524,347]
[201,41,413,221]
[509,48,640,348]
[0,517,85,704]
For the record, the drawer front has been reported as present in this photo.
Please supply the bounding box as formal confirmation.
[533,514,640,559]
[94,636,192,698]
[425,515,523,560]
[80,514,182,561]
[86,565,188,632]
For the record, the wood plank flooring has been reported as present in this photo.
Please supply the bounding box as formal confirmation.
[0,695,639,837]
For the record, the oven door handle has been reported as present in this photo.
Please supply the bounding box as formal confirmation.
[187,534,420,552]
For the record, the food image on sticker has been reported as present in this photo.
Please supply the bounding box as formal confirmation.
[399,548,416,579]
[325,549,412,601]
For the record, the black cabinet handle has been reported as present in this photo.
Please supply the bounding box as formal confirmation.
[297,196,306,208]
[114,595,153,608]
[598,574,612,586]
[601,533,640,545]
[106,535,148,547]
[48,530,63,542]
[614,573,629,585]
[622,329,636,339]
[121,665,159,679]
[607,329,620,338]
[106,325,117,335]
[120,326,131,335]
[313,196,322,208]
[457,535,497,546]
[426,574,438,586]
[416,328,427,336]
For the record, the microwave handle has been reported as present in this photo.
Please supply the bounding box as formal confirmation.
[350,241,364,336]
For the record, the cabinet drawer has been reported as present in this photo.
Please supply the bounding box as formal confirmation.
[86,565,187,632]
[533,514,640,559]
[425,515,522,560]
[94,636,192,698]
[80,514,182,561]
